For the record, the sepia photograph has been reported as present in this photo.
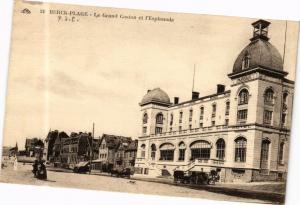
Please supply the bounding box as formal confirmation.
[1,0,299,204]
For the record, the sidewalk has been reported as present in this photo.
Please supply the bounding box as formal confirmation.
[46,167,285,204]
[131,175,285,204]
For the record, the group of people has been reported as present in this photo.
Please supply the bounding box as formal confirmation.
[32,159,47,180]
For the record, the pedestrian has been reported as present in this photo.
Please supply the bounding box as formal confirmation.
[13,156,18,171]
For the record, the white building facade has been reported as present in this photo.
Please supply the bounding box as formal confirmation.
[134,20,294,182]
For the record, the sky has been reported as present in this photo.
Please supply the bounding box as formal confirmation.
[3,0,299,149]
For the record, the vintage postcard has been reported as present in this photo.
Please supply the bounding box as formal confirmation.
[1,0,299,204]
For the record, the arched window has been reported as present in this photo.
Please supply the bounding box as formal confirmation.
[225,101,230,115]
[143,113,148,124]
[151,144,156,160]
[155,113,163,134]
[281,92,288,127]
[279,142,284,164]
[260,139,270,169]
[242,52,251,70]
[216,139,225,160]
[200,106,204,120]
[264,88,274,105]
[170,113,173,126]
[238,89,249,105]
[235,137,247,162]
[179,111,183,123]
[178,142,186,161]
[156,113,163,124]
[190,140,211,160]
[159,143,175,161]
[140,144,146,158]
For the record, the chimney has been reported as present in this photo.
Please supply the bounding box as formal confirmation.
[192,91,199,100]
[174,97,179,105]
[147,89,151,93]
[217,84,225,94]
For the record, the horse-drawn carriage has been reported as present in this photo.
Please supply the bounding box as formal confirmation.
[173,169,220,185]
[110,167,132,178]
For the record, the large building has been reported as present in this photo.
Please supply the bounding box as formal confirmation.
[60,132,98,168]
[98,134,134,172]
[135,20,293,182]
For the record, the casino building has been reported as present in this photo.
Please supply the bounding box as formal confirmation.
[134,20,294,182]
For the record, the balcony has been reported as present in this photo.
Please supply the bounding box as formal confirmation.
[148,125,229,138]
[193,158,225,166]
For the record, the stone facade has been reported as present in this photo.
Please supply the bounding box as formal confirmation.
[135,20,293,182]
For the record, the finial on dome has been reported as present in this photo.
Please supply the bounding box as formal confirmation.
[251,19,271,41]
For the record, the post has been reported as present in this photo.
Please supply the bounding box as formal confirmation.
[89,123,95,174]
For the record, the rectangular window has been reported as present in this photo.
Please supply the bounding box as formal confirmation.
[263,110,273,125]
[141,151,145,158]
[189,124,192,130]
[179,126,182,132]
[160,150,174,161]
[191,148,210,160]
[281,113,286,126]
[144,168,149,175]
[189,109,193,122]
[225,102,230,115]
[212,104,216,118]
[200,107,204,115]
[237,109,248,122]
[169,127,172,132]
[155,127,162,134]
[211,120,215,126]
[179,111,183,123]
[199,123,203,128]
[178,149,185,161]
[143,127,147,134]
[225,119,229,126]
[279,142,284,164]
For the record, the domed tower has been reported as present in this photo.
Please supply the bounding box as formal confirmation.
[139,88,171,136]
[228,19,290,127]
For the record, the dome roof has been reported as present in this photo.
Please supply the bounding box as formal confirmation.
[233,39,283,73]
[140,88,171,106]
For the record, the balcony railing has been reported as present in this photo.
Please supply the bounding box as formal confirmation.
[189,158,225,166]
[147,125,229,137]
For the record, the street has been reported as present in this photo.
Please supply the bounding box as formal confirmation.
[0,163,275,204]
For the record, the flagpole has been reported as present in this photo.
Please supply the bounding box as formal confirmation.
[192,63,196,92]
[282,21,288,67]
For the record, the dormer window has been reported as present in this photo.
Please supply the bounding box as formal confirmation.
[242,53,251,70]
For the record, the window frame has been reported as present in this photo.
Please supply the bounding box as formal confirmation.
[216,139,225,160]
[234,137,247,162]
[238,89,249,105]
